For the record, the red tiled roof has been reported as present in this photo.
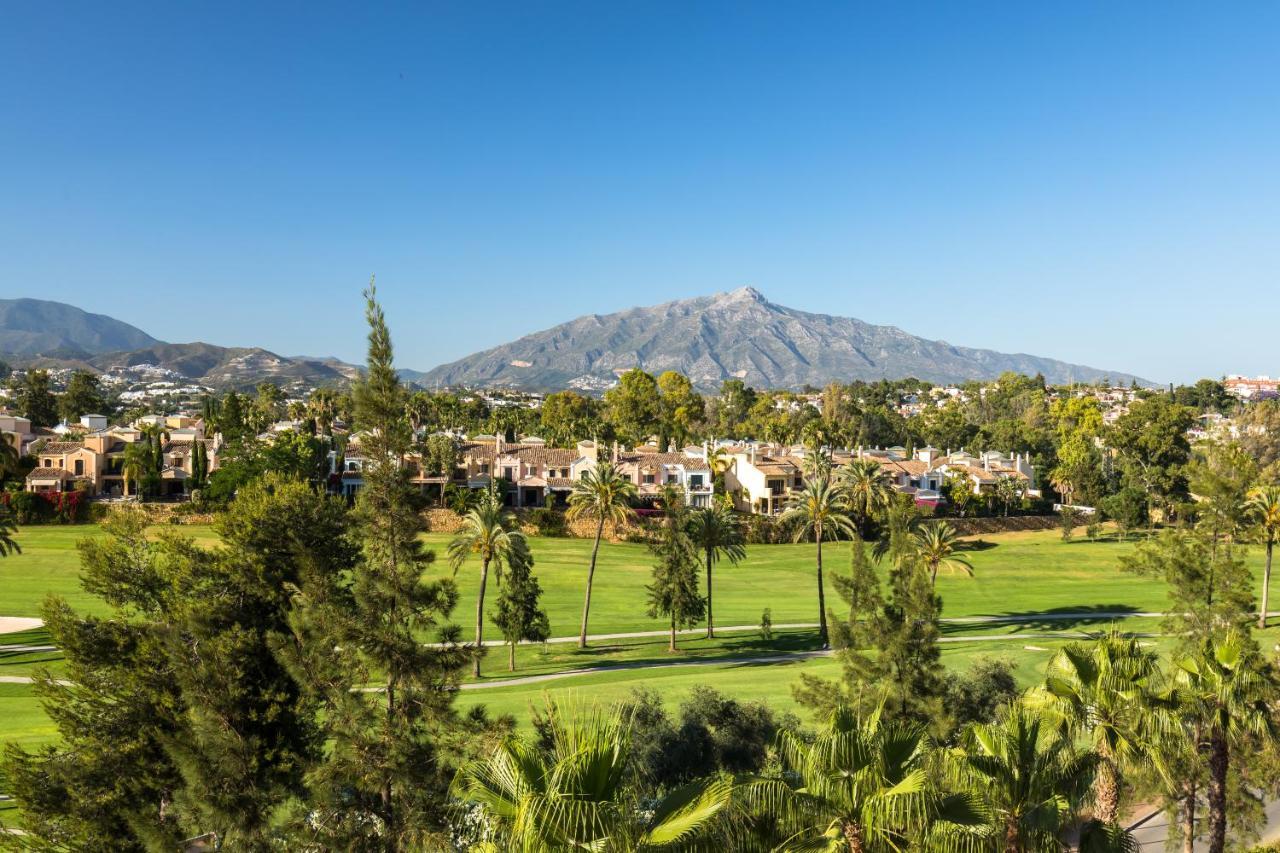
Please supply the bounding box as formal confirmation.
[26,467,72,480]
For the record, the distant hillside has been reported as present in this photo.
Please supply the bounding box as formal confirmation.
[0,298,160,356]
[0,298,364,389]
[87,343,361,387]
[423,287,1150,391]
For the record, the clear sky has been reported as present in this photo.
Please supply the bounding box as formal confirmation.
[3,3,1278,384]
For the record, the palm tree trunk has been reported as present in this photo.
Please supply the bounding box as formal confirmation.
[1260,537,1273,630]
[816,529,829,649]
[474,557,489,678]
[843,820,865,852]
[705,548,714,639]
[1093,754,1120,825]
[1182,781,1196,853]
[579,515,605,649]
[1003,816,1020,853]
[1207,729,1228,853]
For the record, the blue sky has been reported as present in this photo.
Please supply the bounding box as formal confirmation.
[3,3,1278,384]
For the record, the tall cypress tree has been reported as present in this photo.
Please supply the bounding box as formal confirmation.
[491,536,550,671]
[646,488,706,652]
[282,282,475,851]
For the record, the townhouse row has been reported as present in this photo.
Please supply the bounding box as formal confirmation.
[335,435,714,508]
[718,443,1037,516]
[13,414,221,497]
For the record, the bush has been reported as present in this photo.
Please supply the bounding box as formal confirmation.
[1,490,87,524]
[528,507,567,537]
[3,490,45,524]
[941,657,1018,736]
[1059,507,1081,541]
[613,686,797,792]
[743,514,786,544]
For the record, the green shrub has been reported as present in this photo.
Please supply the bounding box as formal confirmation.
[528,507,567,537]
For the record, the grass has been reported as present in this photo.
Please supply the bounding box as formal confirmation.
[454,638,1082,729]
[0,521,1272,752]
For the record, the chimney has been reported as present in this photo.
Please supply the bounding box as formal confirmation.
[749,445,756,465]
[611,441,619,464]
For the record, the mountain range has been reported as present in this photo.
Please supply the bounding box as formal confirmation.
[0,298,160,356]
[0,292,1148,391]
[0,299,360,388]
[421,287,1148,390]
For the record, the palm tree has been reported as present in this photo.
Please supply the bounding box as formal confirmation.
[839,458,893,537]
[567,461,637,648]
[1026,631,1160,825]
[780,473,857,649]
[743,705,980,852]
[308,387,338,436]
[685,504,746,639]
[1174,630,1277,853]
[707,445,732,492]
[0,501,19,558]
[0,435,19,488]
[953,703,1105,853]
[121,441,151,498]
[1245,485,1280,629]
[448,494,525,677]
[914,521,973,587]
[452,701,732,851]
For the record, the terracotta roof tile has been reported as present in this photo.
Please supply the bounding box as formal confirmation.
[26,467,72,480]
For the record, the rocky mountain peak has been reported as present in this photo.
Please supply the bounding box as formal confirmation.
[421,290,1148,391]
[713,286,769,306]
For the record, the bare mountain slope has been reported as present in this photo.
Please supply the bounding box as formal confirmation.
[422,288,1148,390]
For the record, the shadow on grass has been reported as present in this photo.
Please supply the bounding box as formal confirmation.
[0,628,52,647]
[471,629,827,682]
[954,539,999,553]
[942,604,1143,635]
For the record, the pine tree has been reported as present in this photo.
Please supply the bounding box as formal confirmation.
[828,533,883,651]
[0,509,186,850]
[220,390,246,440]
[794,522,947,730]
[1,477,354,851]
[280,281,476,851]
[161,475,351,849]
[646,489,706,652]
[491,536,550,671]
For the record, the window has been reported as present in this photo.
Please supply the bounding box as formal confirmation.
[503,467,515,480]
[643,473,655,484]
[480,463,490,475]
[74,460,84,476]
[689,475,703,488]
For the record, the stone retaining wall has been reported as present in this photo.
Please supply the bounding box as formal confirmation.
[944,515,1060,536]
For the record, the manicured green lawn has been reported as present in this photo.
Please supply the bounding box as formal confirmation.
[0,683,58,750]
[2,524,1201,632]
[0,521,1272,754]
[430,529,1199,640]
[454,638,1080,729]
